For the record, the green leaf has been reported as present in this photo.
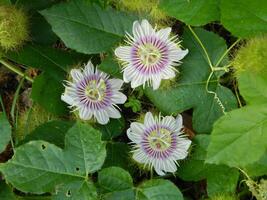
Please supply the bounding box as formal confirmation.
[0,181,16,200]
[16,0,60,11]
[99,54,122,78]
[96,118,125,140]
[137,179,183,200]
[98,167,135,200]
[0,122,106,194]
[178,135,239,196]
[206,104,267,167]
[221,0,267,38]
[245,152,267,177]
[7,45,84,81]
[145,28,237,133]
[40,0,136,54]
[30,13,58,45]
[103,142,131,170]
[160,0,220,26]
[20,120,75,148]
[53,180,97,200]
[0,112,11,153]
[237,70,267,105]
[98,167,133,192]
[31,73,67,115]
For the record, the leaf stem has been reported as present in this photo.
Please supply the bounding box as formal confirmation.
[187,25,213,70]
[0,58,33,82]
[215,38,241,67]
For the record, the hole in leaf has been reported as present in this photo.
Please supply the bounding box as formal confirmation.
[66,190,71,197]
[41,144,46,150]
[76,167,80,171]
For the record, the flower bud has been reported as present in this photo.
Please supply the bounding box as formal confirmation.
[0,5,29,50]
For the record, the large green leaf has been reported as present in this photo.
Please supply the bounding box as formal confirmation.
[98,167,135,200]
[160,0,220,26]
[0,181,16,200]
[53,180,97,200]
[7,45,84,81]
[40,0,136,54]
[177,135,239,197]
[98,167,133,192]
[20,120,75,148]
[31,73,67,115]
[103,142,130,170]
[237,70,267,105]
[221,0,267,38]
[97,118,125,141]
[137,179,183,200]
[245,152,267,177]
[206,104,267,167]
[0,122,106,194]
[145,28,237,133]
[0,112,11,153]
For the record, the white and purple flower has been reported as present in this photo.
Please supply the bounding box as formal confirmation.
[127,112,191,176]
[61,61,127,125]
[115,19,188,90]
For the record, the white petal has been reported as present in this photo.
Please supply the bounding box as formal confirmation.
[153,160,165,176]
[127,129,141,143]
[131,122,145,135]
[141,19,155,36]
[94,110,109,125]
[61,93,74,105]
[173,138,191,160]
[84,61,94,76]
[161,67,176,79]
[106,106,121,119]
[123,66,135,83]
[108,79,124,90]
[161,116,176,130]
[156,27,171,41]
[133,149,148,164]
[152,76,161,90]
[70,69,83,82]
[144,112,156,128]
[79,107,92,120]
[165,159,177,173]
[132,20,144,40]
[130,72,146,89]
[169,48,189,61]
[114,46,132,61]
[112,91,127,104]
[175,114,183,130]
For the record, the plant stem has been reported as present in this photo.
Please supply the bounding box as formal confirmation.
[187,25,213,70]
[0,58,33,82]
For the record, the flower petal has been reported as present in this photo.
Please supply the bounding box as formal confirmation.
[152,76,161,90]
[144,112,156,128]
[61,93,74,106]
[70,68,83,82]
[79,107,92,120]
[109,79,124,90]
[94,110,109,125]
[141,19,155,36]
[175,114,183,130]
[156,27,171,41]
[83,61,94,76]
[133,149,148,164]
[133,20,144,40]
[112,91,127,104]
[106,106,121,119]
[114,46,132,61]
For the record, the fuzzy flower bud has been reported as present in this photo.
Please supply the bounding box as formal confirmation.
[0,5,29,50]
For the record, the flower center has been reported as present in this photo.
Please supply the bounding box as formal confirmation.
[85,79,106,101]
[148,127,172,151]
[138,43,161,66]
